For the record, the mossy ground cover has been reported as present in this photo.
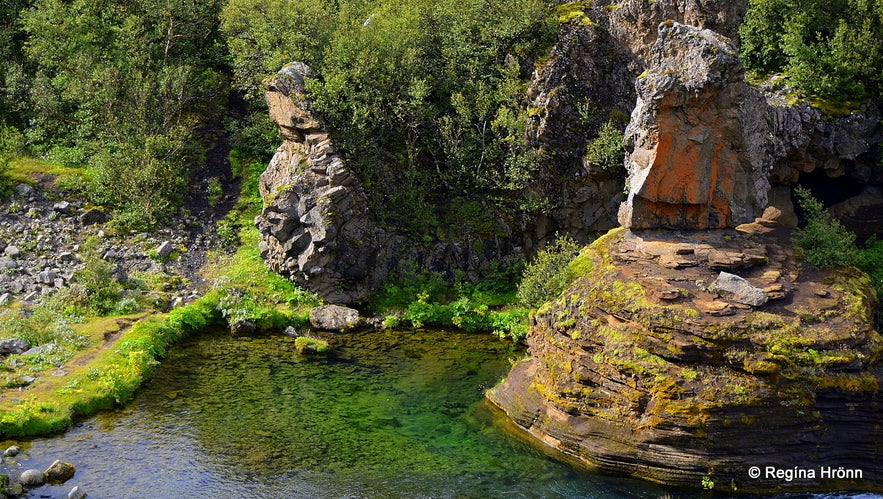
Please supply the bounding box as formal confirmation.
[0,153,319,437]
[368,266,530,342]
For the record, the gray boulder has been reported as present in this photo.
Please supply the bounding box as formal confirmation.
[711,271,768,307]
[156,241,175,259]
[309,305,363,332]
[0,338,30,355]
[19,469,45,487]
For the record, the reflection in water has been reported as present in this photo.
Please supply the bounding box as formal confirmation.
[3,328,674,498]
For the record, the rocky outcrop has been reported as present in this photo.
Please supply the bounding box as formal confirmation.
[618,22,769,229]
[255,63,389,304]
[617,21,883,231]
[606,0,748,60]
[489,226,883,493]
[256,64,528,303]
[524,1,753,240]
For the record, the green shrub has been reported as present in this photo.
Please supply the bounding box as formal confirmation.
[739,0,883,101]
[586,120,625,170]
[792,186,859,269]
[74,238,123,315]
[858,236,883,303]
[517,234,582,307]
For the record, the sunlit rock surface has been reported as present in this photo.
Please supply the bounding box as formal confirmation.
[489,226,883,493]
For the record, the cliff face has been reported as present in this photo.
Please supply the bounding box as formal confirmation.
[488,225,883,493]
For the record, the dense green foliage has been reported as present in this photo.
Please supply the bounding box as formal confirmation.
[1,0,227,228]
[793,186,860,268]
[222,0,556,232]
[369,264,529,341]
[739,0,883,101]
[517,234,582,307]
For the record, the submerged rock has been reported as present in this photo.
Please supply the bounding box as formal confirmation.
[489,227,883,493]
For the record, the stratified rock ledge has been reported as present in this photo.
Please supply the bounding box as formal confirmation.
[488,227,883,493]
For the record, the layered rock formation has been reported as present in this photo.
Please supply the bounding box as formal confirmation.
[255,63,389,304]
[488,225,883,493]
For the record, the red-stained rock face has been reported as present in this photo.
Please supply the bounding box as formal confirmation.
[618,22,768,230]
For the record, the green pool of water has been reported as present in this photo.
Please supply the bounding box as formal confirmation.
[4,328,676,498]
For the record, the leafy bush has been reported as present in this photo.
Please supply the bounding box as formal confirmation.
[586,120,625,170]
[517,234,582,307]
[792,186,860,268]
[858,236,883,303]
[739,0,883,101]
[222,0,556,235]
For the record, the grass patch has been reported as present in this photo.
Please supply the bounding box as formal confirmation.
[369,262,529,342]
[0,152,320,437]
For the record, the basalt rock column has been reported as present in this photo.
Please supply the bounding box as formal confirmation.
[255,63,387,304]
[618,22,769,229]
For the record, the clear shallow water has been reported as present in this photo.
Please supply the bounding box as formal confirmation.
[0,328,878,498]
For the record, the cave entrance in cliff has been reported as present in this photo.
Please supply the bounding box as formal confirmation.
[795,164,865,208]
[793,163,882,242]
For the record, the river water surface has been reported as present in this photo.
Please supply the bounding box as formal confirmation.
[0,328,873,498]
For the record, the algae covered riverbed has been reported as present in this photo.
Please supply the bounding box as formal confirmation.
[1,328,672,498]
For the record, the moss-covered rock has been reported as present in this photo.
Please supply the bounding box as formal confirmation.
[488,226,883,493]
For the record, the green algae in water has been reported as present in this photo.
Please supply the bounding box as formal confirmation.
[162,329,533,478]
[6,328,675,498]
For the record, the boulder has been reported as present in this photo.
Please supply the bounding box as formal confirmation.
[0,338,30,355]
[80,207,109,225]
[309,305,363,332]
[229,319,257,337]
[711,271,768,307]
[4,445,20,457]
[18,469,45,488]
[156,241,174,259]
[68,485,87,499]
[44,460,76,484]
